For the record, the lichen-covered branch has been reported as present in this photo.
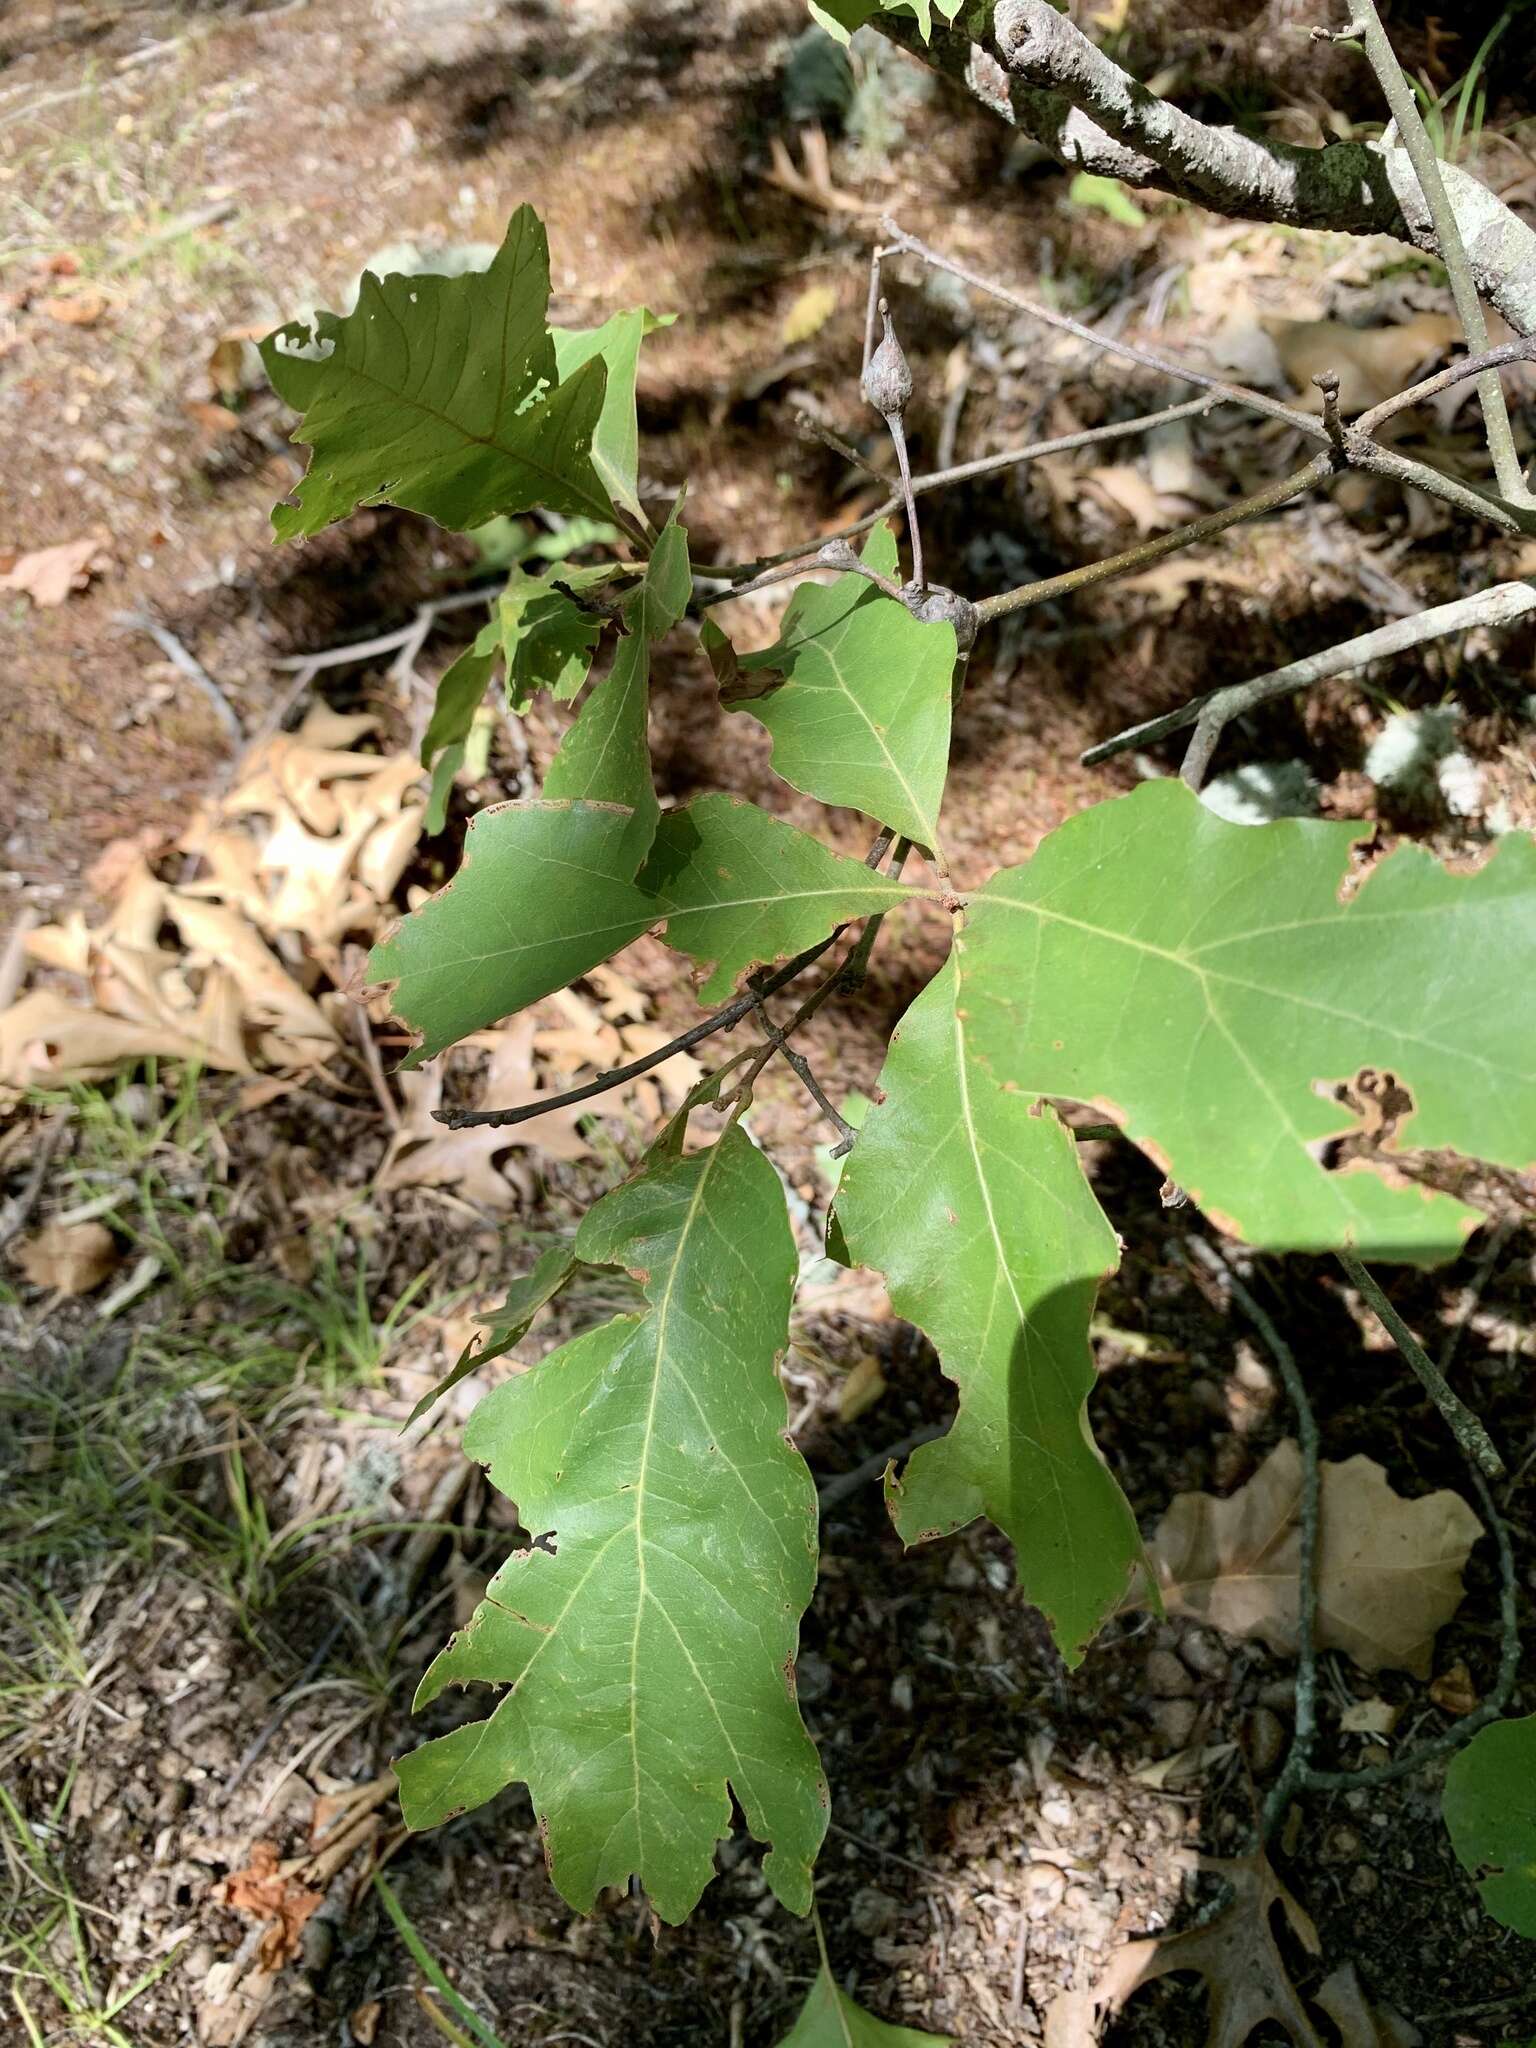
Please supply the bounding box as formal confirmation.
[873,1,1536,336]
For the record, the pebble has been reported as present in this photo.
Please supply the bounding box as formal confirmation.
[850,1886,898,1937]
[1179,1631,1229,1682]
[1022,1861,1067,1918]
[1145,1649,1194,1699]
[1244,1707,1287,1776]
[1349,1864,1379,1897]
[1150,1698,1199,1748]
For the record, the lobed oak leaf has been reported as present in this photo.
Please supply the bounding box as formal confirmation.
[1146,1438,1483,1677]
[13,1220,119,1296]
[0,529,111,607]
[1043,1851,1322,2048]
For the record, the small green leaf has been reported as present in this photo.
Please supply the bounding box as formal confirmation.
[806,0,964,44]
[728,525,954,853]
[639,794,919,1002]
[542,505,688,871]
[833,956,1142,1661]
[499,571,605,711]
[1067,173,1149,227]
[552,307,674,524]
[422,623,500,778]
[1444,1715,1536,1936]
[777,1961,952,2047]
[958,779,1536,1259]
[262,204,613,538]
[404,1242,578,1428]
[397,1128,828,1924]
[425,743,465,835]
[630,498,691,641]
[367,800,657,1065]
[544,633,658,872]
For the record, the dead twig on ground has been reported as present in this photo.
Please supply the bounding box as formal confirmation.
[1336,1253,1505,1479]
[113,609,242,745]
[1080,580,1536,777]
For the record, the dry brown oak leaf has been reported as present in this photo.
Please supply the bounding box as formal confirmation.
[215,1840,323,1971]
[1045,1856,1417,2047]
[1146,1439,1482,1678]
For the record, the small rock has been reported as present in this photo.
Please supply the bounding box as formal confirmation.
[1150,1698,1199,1748]
[1244,1707,1286,1776]
[154,1778,190,1824]
[1179,1631,1229,1683]
[1145,1649,1195,1699]
[1022,1861,1067,1918]
[1322,1823,1361,1864]
[850,1886,898,1937]
[1349,1864,1379,1898]
[1430,1661,1479,1717]
[890,1673,914,1713]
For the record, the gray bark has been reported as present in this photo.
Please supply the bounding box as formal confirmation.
[877,2,1536,337]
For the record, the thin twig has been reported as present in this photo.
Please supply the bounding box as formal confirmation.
[1195,1239,1520,1839]
[697,399,1251,600]
[816,1425,947,1512]
[1083,579,1536,771]
[1355,335,1536,436]
[977,453,1335,625]
[794,409,888,481]
[352,1003,401,1131]
[1294,1457,1519,1794]
[1183,1239,1319,1846]
[435,932,842,1131]
[442,832,899,1132]
[881,218,1326,440]
[1438,1218,1517,1379]
[746,989,858,1145]
[885,215,1529,537]
[1349,0,1533,506]
[1335,1252,1505,1478]
[0,1116,68,1256]
[113,610,242,745]
[269,586,502,673]
[724,840,915,1135]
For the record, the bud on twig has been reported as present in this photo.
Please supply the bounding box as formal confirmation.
[862,298,913,420]
[862,296,925,593]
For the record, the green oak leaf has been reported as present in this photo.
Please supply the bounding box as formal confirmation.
[404,1242,578,1428]
[425,744,465,836]
[957,779,1536,1259]
[639,794,921,1002]
[543,505,689,871]
[396,1128,828,1923]
[806,0,965,46]
[552,308,674,524]
[1444,1715,1536,1936]
[544,633,658,871]
[366,800,657,1066]
[261,204,613,539]
[422,625,500,823]
[777,1960,952,2047]
[420,561,622,799]
[832,955,1142,1662]
[500,568,607,711]
[727,524,954,854]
